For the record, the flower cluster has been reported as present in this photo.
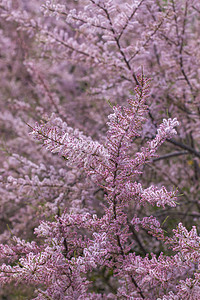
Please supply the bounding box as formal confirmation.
[0,0,200,299]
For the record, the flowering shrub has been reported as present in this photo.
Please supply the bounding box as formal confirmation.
[0,0,200,299]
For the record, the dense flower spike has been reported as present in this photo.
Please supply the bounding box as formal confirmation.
[0,72,180,298]
[0,0,200,299]
[30,114,110,170]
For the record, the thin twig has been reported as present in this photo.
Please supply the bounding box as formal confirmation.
[153,151,188,162]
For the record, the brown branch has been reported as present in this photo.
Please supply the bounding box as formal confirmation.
[166,138,200,159]
[118,0,145,40]
[153,151,188,162]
